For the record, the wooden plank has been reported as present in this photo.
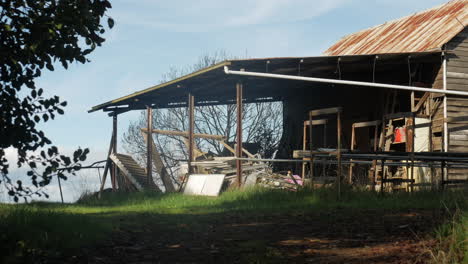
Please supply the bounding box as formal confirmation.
[447,72,468,79]
[447,50,468,58]
[219,141,256,159]
[450,145,468,152]
[447,168,468,174]
[385,112,413,119]
[99,131,115,197]
[447,101,468,107]
[146,107,152,186]
[432,139,442,151]
[413,92,430,112]
[352,120,381,128]
[450,129,468,135]
[448,78,468,85]
[109,153,144,191]
[447,60,468,67]
[309,107,342,116]
[447,65,468,74]
[304,119,328,126]
[446,84,468,91]
[141,128,226,140]
[141,131,176,192]
[450,134,468,141]
[447,42,468,51]
[446,113,468,120]
[447,53,468,64]
[293,150,338,158]
[448,105,468,112]
[450,140,468,147]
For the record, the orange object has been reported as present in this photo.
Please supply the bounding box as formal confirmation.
[394,127,406,143]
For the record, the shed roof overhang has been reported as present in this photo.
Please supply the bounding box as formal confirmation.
[89,51,442,114]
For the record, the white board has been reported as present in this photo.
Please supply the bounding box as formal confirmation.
[183,174,225,196]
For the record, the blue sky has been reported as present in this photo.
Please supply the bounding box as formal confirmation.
[3,0,449,202]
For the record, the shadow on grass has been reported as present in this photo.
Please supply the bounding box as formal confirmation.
[0,187,466,263]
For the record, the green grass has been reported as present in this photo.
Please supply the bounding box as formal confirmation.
[0,187,466,263]
[430,209,467,264]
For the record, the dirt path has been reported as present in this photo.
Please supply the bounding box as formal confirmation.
[74,209,440,263]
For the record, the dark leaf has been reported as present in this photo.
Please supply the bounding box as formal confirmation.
[108,17,114,28]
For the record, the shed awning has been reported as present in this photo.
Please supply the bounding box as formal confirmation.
[89,51,441,114]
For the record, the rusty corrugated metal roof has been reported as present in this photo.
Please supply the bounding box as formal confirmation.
[324,0,468,56]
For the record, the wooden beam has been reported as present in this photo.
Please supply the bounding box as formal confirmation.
[310,107,343,116]
[141,131,176,192]
[385,112,414,119]
[188,94,195,174]
[303,119,328,126]
[141,128,226,140]
[99,128,115,198]
[413,92,430,113]
[236,82,243,187]
[111,114,118,191]
[352,120,381,128]
[146,107,152,186]
[337,111,342,196]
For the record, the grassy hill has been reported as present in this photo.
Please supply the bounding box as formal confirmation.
[1,187,466,263]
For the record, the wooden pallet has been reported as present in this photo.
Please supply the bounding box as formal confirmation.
[109,153,160,191]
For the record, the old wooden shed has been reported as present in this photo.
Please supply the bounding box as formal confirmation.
[90,0,468,193]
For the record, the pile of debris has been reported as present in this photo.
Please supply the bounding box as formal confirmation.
[256,171,303,191]
[192,157,269,181]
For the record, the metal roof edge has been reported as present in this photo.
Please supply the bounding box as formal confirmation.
[88,60,232,113]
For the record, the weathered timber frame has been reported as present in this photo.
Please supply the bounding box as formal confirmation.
[348,120,381,189]
[236,81,243,187]
[308,107,343,197]
[302,119,328,180]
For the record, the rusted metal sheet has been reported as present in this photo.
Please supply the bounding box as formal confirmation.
[325,0,468,56]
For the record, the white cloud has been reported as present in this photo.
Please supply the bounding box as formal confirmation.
[112,0,349,32]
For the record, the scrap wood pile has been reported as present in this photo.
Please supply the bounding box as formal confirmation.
[256,172,304,191]
[191,156,269,181]
[192,157,304,190]
[147,128,304,192]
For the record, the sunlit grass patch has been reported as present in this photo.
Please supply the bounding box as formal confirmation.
[0,186,466,263]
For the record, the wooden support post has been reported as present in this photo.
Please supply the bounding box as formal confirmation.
[381,159,386,195]
[99,129,115,198]
[348,124,356,184]
[236,82,243,187]
[372,124,379,191]
[308,113,314,184]
[441,160,446,190]
[57,175,64,204]
[188,94,195,174]
[337,111,342,199]
[410,113,416,192]
[111,114,118,191]
[302,122,307,180]
[322,122,327,177]
[146,106,153,186]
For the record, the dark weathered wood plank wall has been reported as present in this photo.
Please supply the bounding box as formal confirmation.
[446,27,468,180]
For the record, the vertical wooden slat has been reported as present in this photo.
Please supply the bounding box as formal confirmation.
[111,114,118,191]
[336,111,341,199]
[337,111,342,199]
[188,94,195,174]
[348,124,355,184]
[236,82,243,187]
[99,129,115,198]
[372,124,379,191]
[302,122,307,180]
[308,113,314,183]
[146,106,153,186]
[410,113,416,192]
